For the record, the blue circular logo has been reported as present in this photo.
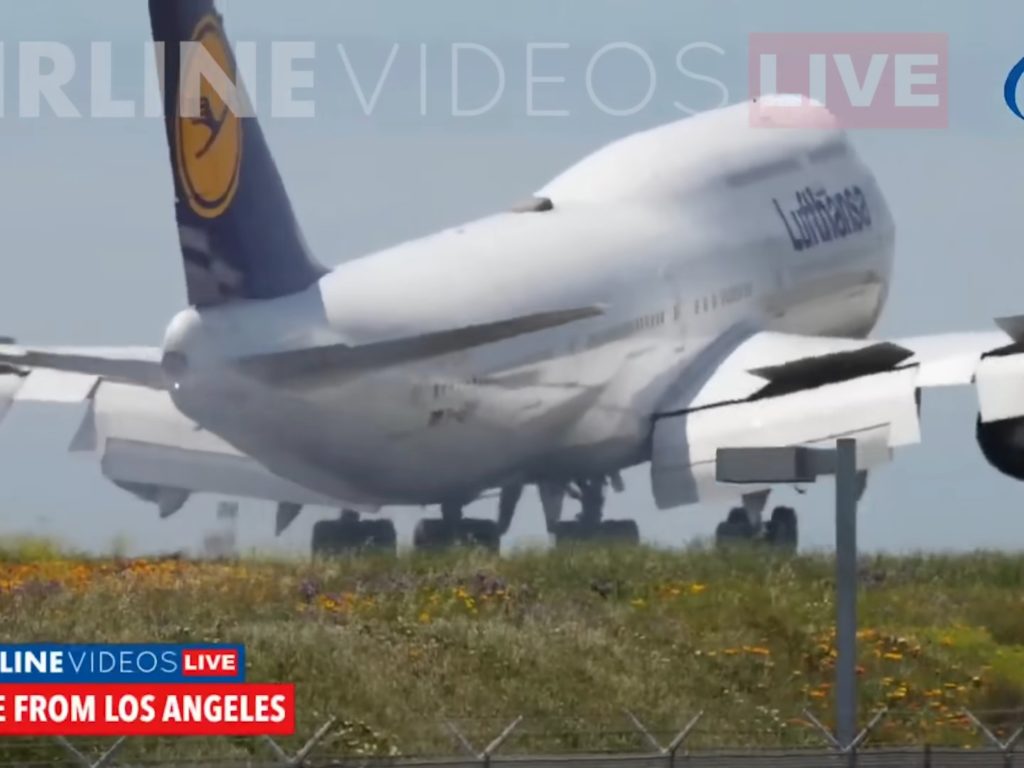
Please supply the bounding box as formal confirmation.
[1007,57,1024,121]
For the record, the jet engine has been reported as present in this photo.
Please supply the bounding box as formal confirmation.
[976,415,1024,481]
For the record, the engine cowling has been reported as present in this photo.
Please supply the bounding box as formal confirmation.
[976,415,1024,481]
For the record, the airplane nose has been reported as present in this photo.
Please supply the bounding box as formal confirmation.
[161,350,189,379]
[161,308,213,391]
[162,308,206,359]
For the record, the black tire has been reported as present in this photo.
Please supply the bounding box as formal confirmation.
[362,519,398,556]
[726,507,749,527]
[598,519,641,546]
[413,519,453,552]
[459,519,501,553]
[312,517,398,558]
[311,520,337,557]
[716,510,755,548]
[767,506,798,551]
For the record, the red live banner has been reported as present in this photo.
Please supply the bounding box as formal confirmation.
[0,684,295,736]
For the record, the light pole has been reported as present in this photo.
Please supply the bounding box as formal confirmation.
[717,438,860,747]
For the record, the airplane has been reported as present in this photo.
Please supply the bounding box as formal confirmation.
[4,0,1024,557]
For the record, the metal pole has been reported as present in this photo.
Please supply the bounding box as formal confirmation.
[835,437,859,748]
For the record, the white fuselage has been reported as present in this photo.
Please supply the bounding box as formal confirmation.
[163,102,896,507]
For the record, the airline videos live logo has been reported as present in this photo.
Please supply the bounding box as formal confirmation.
[0,644,295,736]
[0,644,245,683]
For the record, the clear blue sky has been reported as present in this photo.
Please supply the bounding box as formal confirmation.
[0,0,1023,555]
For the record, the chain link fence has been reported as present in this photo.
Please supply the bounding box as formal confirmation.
[0,708,1020,768]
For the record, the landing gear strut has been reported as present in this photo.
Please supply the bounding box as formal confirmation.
[312,509,397,557]
[550,476,640,548]
[412,501,502,553]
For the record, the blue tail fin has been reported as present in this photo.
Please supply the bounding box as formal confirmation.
[149,0,326,307]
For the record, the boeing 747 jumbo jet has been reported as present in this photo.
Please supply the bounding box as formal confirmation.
[4,0,1024,555]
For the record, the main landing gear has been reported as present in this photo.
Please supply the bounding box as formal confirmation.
[715,491,798,551]
[714,473,869,552]
[312,509,398,557]
[412,493,513,553]
[544,475,640,548]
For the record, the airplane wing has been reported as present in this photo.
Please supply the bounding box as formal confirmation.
[650,318,1024,509]
[0,306,603,389]
[75,381,349,515]
[5,376,364,532]
[0,344,164,389]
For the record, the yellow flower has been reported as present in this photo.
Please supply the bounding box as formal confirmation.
[418,612,431,624]
[882,652,903,661]
[690,583,707,595]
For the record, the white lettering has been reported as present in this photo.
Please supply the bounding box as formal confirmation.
[834,53,887,107]
[337,42,398,116]
[675,42,728,115]
[451,43,505,117]
[272,41,315,118]
[526,43,570,117]
[91,42,135,118]
[19,42,79,118]
[894,53,939,107]
[587,42,656,117]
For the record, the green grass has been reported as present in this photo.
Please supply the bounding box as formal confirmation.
[1,544,1023,763]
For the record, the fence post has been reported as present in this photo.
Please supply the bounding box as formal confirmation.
[442,716,522,768]
[480,716,523,768]
[622,710,703,768]
[803,706,886,763]
[665,711,704,768]
[963,709,1024,768]
[262,716,336,767]
[53,736,126,768]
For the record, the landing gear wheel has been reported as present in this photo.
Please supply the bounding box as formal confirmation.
[766,506,798,551]
[459,519,501,552]
[413,519,454,552]
[412,518,501,552]
[553,519,641,548]
[312,516,397,558]
[362,519,399,554]
[715,507,756,548]
[553,520,587,547]
[597,519,641,545]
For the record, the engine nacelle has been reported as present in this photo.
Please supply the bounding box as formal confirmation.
[976,415,1024,481]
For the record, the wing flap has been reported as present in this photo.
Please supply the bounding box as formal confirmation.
[749,342,914,400]
[15,370,99,403]
[652,368,919,509]
[659,325,1020,417]
[0,374,23,424]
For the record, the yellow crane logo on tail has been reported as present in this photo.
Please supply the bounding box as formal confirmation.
[175,15,243,219]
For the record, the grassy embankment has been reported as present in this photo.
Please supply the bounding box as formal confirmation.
[1,537,1023,763]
